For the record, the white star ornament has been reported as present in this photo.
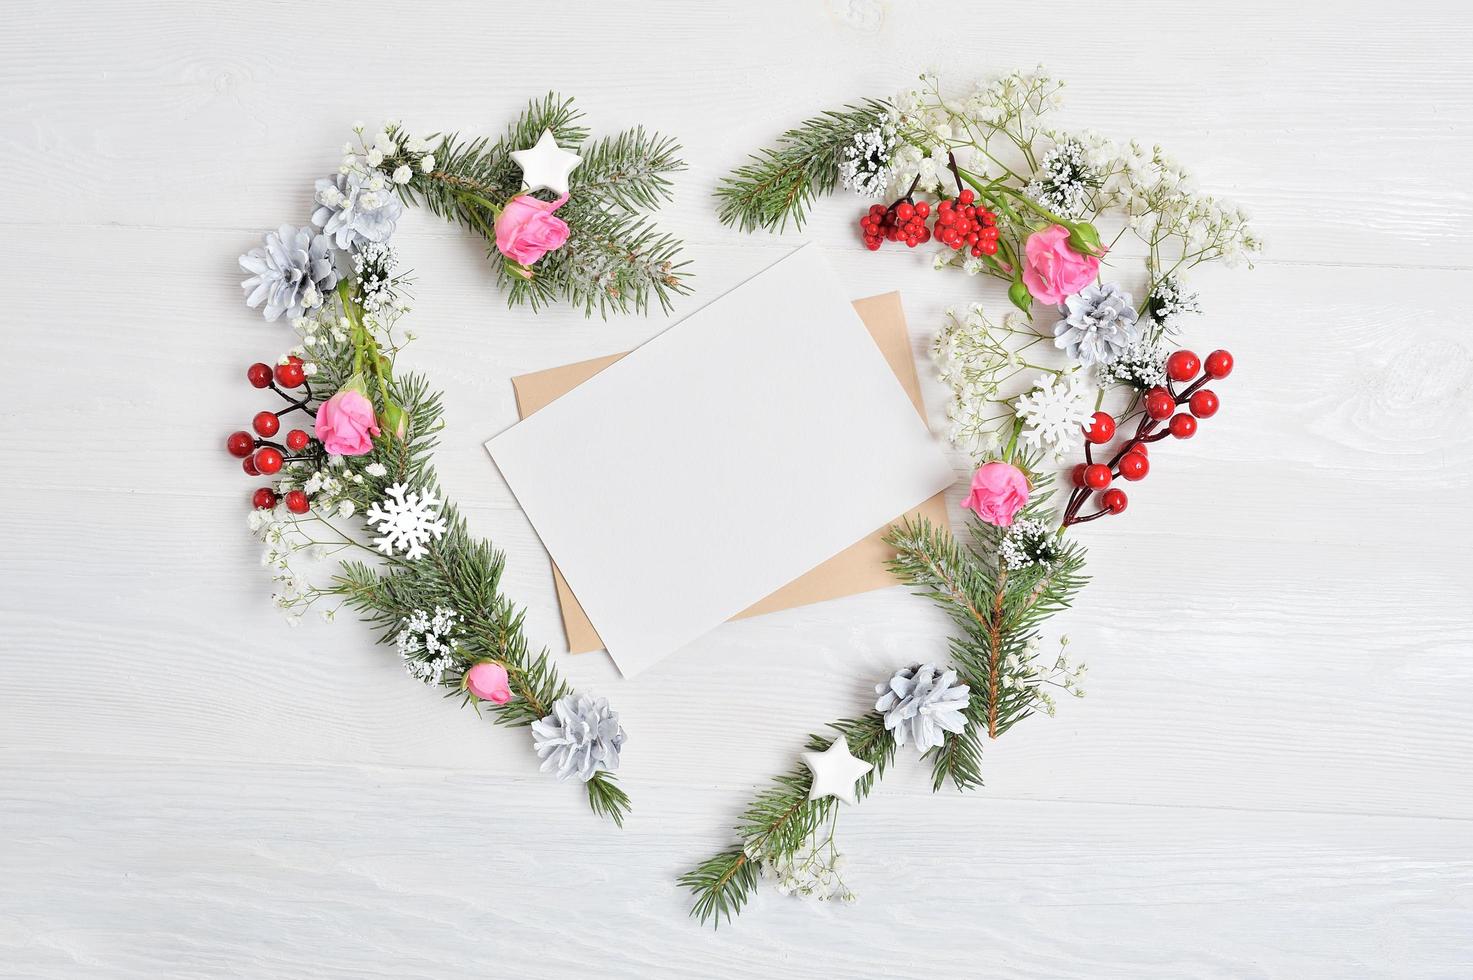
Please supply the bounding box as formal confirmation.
[510,129,582,196]
[800,736,875,806]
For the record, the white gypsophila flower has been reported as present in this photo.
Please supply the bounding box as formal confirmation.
[1147,275,1202,332]
[837,123,896,199]
[395,605,460,685]
[753,840,855,903]
[392,165,412,185]
[420,155,435,173]
[1025,136,1101,220]
[364,462,387,478]
[337,500,355,519]
[1097,339,1168,391]
[1015,369,1093,455]
[352,241,406,317]
[998,518,1065,570]
[934,305,1047,456]
[365,482,448,560]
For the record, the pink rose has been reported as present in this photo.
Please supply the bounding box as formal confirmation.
[962,461,1030,527]
[314,388,380,456]
[465,662,512,705]
[495,194,571,265]
[1022,225,1102,305]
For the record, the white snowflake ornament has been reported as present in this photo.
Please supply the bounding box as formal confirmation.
[365,482,448,560]
[510,129,582,196]
[1014,369,1093,454]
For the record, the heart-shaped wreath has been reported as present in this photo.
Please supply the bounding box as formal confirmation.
[226,72,1253,926]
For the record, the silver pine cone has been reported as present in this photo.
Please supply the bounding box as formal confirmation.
[239,224,339,321]
[874,663,970,752]
[531,694,626,782]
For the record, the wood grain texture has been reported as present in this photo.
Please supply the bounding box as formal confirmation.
[2,0,1471,976]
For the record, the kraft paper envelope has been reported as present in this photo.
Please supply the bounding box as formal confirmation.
[511,289,950,655]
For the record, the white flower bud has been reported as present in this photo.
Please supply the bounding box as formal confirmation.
[392,165,412,185]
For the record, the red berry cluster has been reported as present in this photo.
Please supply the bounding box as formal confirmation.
[1063,348,1234,526]
[857,189,999,256]
[225,356,320,513]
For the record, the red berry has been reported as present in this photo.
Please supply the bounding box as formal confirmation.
[252,411,280,437]
[1119,451,1150,481]
[1169,413,1198,439]
[1083,464,1113,490]
[1071,463,1088,487]
[957,189,975,205]
[286,429,310,451]
[895,203,914,221]
[253,447,283,475]
[1204,349,1234,379]
[242,456,259,476]
[1130,441,1148,456]
[913,200,930,218]
[274,361,305,388]
[286,354,304,366]
[284,490,310,514]
[1102,488,1128,513]
[864,238,881,251]
[869,204,885,216]
[1144,388,1176,420]
[252,487,278,510]
[247,362,274,388]
[1166,350,1201,382]
[979,240,998,256]
[1188,389,1220,419]
[227,430,255,458]
[1084,411,1116,444]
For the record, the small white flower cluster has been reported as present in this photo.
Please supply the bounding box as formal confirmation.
[292,311,350,352]
[933,304,1047,456]
[998,518,1063,571]
[954,66,1065,131]
[1025,137,1100,220]
[754,842,855,903]
[837,123,896,199]
[1147,275,1202,333]
[247,508,335,626]
[356,125,436,185]
[353,241,408,317]
[1097,340,1168,391]
[1001,634,1087,716]
[1014,368,1093,458]
[396,606,460,685]
[366,482,448,560]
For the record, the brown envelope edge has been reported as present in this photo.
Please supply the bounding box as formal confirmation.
[510,291,951,654]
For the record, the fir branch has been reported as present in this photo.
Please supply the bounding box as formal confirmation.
[397,94,690,318]
[683,712,893,928]
[586,772,632,828]
[714,99,890,232]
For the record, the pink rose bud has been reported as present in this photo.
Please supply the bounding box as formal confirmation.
[314,388,380,457]
[962,461,1030,527]
[494,194,571,266]
[465,662,512,705]
[1022,224,1103,305]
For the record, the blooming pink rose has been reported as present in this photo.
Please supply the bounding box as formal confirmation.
[495,194,571,265]
[1022,225,1102,305]
[314,388,380,456]
[465,662,512,705]
[962,461,1030,527]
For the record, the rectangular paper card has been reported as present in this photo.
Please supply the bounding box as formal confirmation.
[510,292,950,654]
[485,244,955,677]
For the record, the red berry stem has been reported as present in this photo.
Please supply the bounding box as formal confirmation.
[269,381,318,417]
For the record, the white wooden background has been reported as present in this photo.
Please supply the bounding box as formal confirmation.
[3,0,1471,976]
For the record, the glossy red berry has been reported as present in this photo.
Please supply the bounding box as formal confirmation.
[252,487,278,510]
[1083,464,1113,490]
[1144,387,1176,421]
[252,411,280,437]
[284,490,310,514]
[1118,451,1150,481]
[285,429,310,451]
[247,362,274,388]
[227,430,255,458]
[1188,389,1220,419]
[913,200,930,218]
[253,446,283,475]
[242,456,260,476]
[1084,411,1116,444]
[1166,350,1201,382]
[1071,463,1088,487]
[274,361,305,388]
[1169,413,1198,439]
[1204,349,1234,379]
[1130,441,1148,456]
[957,189,975,205]
[1102,488,1128,513]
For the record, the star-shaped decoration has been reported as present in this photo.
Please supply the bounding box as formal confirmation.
[509,129,582,196]
[800,736,874,805]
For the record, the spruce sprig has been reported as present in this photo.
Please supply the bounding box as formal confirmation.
[398,94,690,318]
[714,99,890,232]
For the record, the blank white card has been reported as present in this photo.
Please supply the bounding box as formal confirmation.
[485,245,955,677]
